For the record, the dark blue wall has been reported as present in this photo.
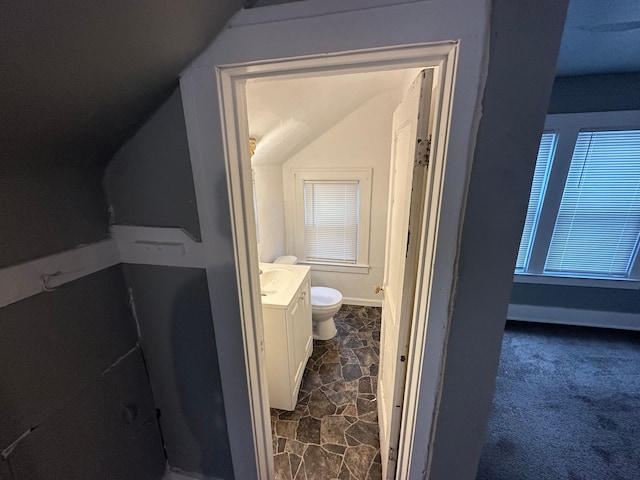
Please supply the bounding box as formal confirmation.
[0,267,166,479]
[105,87,201,240]
[548,73,640,114]
[106,88,233,478]
[124,265,234,479]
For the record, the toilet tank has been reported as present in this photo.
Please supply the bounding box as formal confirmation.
[273,255,298,265]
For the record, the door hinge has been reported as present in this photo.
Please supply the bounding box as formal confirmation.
[415,135,431,167]
[389,447,398,462]
[400,355,406,362]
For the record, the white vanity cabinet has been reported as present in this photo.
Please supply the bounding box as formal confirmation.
[262,268,312,411]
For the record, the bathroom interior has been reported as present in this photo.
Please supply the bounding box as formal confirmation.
[245,66,433,478]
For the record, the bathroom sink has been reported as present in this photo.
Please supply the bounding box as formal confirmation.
[260,269,295,295]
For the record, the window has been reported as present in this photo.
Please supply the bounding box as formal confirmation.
[545,130,640,277]
[516,111,640,286]
[515,133,557,270]
[288,168,372,272]
[304,181,359,263]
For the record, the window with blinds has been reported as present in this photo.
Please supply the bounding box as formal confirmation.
[304,181,359,263]
[515,133,557,270]
[544,130,640,277]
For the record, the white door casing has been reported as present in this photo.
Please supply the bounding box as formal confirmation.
[199,42,460,480]
[378,69,434,480]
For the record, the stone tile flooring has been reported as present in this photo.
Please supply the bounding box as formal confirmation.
[271,305,383,480]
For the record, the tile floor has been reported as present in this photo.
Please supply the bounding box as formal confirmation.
[271,304,383,480]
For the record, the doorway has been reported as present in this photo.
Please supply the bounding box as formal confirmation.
[215,42,459,480]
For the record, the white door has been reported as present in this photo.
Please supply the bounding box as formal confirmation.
[378,69,433,480]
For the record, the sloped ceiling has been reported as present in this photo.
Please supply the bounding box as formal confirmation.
[246,68,421,166]
[245,0,640,167]
[0,0,245,170]
[556,0,640,76]
[2,0,637,173]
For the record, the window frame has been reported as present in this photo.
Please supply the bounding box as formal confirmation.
[289,168,372,274]
[514,110,640,289]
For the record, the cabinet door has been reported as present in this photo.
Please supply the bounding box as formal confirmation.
[301,277,312,361]
[291,285,311,396]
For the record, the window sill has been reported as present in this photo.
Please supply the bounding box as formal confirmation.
[298,261,370,275]
[513,273,640,290]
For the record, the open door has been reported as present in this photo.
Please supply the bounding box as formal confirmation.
[377,69,433,479]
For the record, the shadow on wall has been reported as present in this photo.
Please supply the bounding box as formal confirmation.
[125,263,235,479]
[170,274,234,477]
[166,170,241,477]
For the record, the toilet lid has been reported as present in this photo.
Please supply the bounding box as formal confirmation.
[311,286,342,307]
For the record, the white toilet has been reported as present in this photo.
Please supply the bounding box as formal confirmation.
[273,256,342,340]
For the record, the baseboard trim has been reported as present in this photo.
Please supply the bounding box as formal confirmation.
[507,304,640,331]
[342,296,382,307]
[162,468,224,480]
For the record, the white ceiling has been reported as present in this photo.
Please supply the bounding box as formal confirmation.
[555,0,640,76]
[246,68,421,166]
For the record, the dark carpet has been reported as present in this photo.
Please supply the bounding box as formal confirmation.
[477,321,640,480]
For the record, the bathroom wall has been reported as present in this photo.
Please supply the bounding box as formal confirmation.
[253,165,286,262]
[282,92,396,305]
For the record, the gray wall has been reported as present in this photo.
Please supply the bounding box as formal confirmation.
[429,0,568,477]
[509,71,640,316]
[548,72,640,114]
[105,87,201,240]
[0,120,166,477]
[124,265,234,479]
[106,88,233,478]
[511,283,640,313]
[0,162,109,268]
[0,267,166,479]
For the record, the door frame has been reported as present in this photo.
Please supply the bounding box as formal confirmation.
[215,42,458,479]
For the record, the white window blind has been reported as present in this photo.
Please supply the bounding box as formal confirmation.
[544,130,640,277]
[304,181,359,263]
[516,133,557,270]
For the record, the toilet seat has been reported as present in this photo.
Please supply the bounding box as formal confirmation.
[310,286,342,308]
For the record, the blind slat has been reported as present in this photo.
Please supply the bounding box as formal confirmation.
[304,181,359,263]
[516,133,557,270]
[544,130,640,277]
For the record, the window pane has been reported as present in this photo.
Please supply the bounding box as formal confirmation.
[304,181,359,263]
[515,133,557,270]
[545,130,640,277]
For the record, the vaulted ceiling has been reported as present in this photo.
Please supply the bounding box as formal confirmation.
[557,0,640,76]
[1,0,245,170]
[245,0,640,167]
[2,0,638,175]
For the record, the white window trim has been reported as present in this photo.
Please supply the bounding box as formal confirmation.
[517,110,640,287]
[286,168,372,271]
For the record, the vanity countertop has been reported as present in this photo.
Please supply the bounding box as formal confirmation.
[259,262,310,308]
